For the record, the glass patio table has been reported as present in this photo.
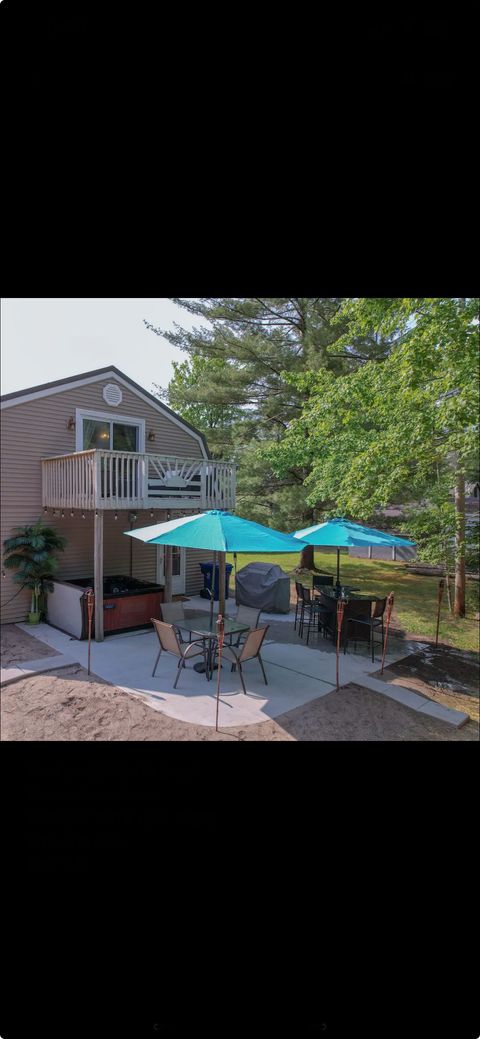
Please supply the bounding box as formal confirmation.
[185,613,251,680]
[313,585,361,599]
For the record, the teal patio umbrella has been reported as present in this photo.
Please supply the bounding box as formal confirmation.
[126,509,307,621]
[127,510,307,730]
[292,518,416,586]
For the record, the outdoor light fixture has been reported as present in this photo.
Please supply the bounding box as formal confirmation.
[61,511,65,519]
[82,512,86,519]
[67,417,76,430]
[148,430,156,442]
[70,510,74,518]
[44,507,48,514]
[150,510,154,519]
[114,512,118,520]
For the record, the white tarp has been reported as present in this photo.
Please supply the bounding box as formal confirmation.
[235,562,291,613]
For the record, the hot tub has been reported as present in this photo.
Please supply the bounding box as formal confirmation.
[48,575,164,638]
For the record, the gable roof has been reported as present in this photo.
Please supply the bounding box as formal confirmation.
[0,365,210,458]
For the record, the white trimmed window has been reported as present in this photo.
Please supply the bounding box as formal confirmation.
[75,409,146,453]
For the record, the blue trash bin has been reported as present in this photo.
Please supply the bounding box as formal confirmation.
[199,562,233,601]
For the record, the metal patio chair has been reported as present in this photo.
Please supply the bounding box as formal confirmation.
[312,574,334,592]
[160,601,192,641]
[151,619,208,688]
[342,597,387,662]
[228,604,262,647]
[299,586,329,644]
[315,590,337,642]
[214,626,270,694]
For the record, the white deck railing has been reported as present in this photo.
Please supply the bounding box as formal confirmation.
[42,450,237,511]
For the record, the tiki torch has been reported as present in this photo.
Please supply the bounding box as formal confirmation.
[86,587,94,675]
[380,592,395,675]
[336,596,347,690]
[215,613,225,732]
[435,579,445,647]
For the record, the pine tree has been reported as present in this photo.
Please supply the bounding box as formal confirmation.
[146,299,392,565]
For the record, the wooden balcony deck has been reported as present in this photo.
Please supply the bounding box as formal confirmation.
[42,450,236,511]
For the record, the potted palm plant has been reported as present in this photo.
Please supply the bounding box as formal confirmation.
[3,519,67,624]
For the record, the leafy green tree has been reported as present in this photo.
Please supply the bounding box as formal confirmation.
[146,299,393,566]
[152,355,242,458]
[3,519,67,619]
[268,298,479,614]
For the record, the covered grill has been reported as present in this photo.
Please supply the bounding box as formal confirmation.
[235,562,291,613]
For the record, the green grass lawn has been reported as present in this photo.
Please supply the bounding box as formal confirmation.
[227,549,480,653]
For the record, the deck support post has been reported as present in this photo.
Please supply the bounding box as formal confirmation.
[164,545,173,603]
[94,509,104,642]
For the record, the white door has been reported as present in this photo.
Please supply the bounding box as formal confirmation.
[156,546,186,595]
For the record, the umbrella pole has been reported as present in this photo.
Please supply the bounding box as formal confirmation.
[215,613,225,731]
[380,593,395,675]
[218,552,226,620]
[209,551,216,629]
[435,579,445,647]
[337,548,340,586]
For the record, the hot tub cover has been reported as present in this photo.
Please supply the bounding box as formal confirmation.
[235,562,291,613]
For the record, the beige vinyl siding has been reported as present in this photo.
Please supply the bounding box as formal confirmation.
[1,378,206,624]
[185,548,217,595]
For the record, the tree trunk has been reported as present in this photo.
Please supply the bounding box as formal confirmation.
[444,561,452,614]
[297,505,317,571]
[299,544,315,570]
[454,469,466,618]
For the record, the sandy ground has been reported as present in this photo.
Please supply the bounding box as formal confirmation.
[1,625,478,742]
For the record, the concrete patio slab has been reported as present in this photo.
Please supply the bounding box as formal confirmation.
[260,641,405,685]
[16,623,336,727]
[1,667,24,685]
[15,622,469,729]
[415,699,469,728]
[1,654,78,686]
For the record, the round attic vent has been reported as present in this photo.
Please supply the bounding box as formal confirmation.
[103,383,123,407]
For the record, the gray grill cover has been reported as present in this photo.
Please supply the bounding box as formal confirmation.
[235,562,291,613]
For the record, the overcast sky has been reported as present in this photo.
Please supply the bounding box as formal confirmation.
[1,298,200,397]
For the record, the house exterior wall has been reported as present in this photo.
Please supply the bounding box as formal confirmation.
[1,375,209,624]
